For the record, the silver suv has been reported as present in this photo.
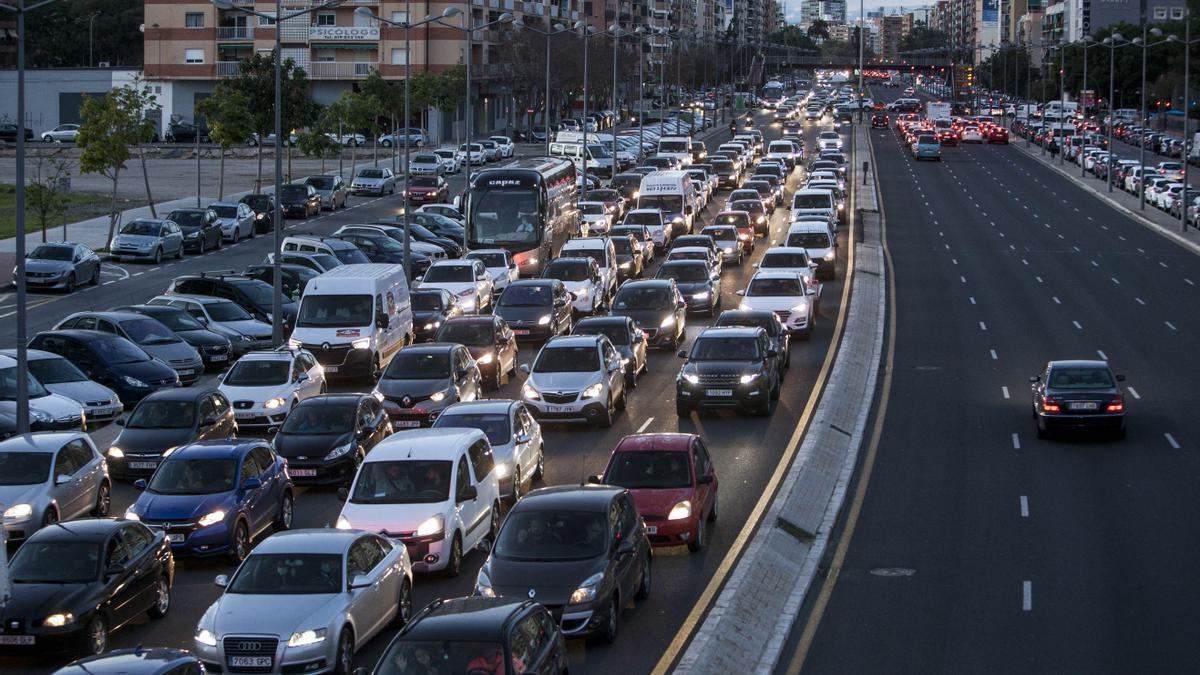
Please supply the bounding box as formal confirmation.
[519,334,628,427]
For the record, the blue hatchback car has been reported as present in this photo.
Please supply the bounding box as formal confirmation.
[27,329,181,404]
[912,134,942,161]
[125,439,294,562]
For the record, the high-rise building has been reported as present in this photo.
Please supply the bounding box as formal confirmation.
[878,14,904,60]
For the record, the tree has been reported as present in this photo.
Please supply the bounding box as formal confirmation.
[26,148,71,242]
[770,26,817,51]
[899,27,949,53]
[25,0,142,67]
[807,19,830,41]
[196,83,255,200]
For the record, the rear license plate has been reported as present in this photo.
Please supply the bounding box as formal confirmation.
[706,389,733,397]
[230,657,273,668]
[129,461,158,470]
[394,420,422,428]
[167,533,185,543]
[324,366,338,373]
[0,635,34,645]
[209,355,228,362]
[290,469,317,477]
[235,412,256,420]
[177,369,193,376]
[1069,401,1099,411]
[513,329,530,335]
[646,526,658,535]
[543,405,570,414]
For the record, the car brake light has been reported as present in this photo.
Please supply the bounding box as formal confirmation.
[1042,397,1061,413]
[1106,395,1124,412]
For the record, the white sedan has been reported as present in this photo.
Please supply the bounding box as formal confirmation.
[962,126,984,143]
[465,249,519,290]
[419,259,494,314]
[217,349,326,430]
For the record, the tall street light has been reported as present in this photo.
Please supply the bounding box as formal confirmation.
[0,0,61,433]
[1168,14,1197,231]
[357,6,458,278]
[435,9,514,211]
[1077,35,1105,176]
[609,25,642,170]
[565,20,616,188]
[1132,26,1166,210]
[214,0,346,347]
[512,18,569,157]
[1097,33,1131,192]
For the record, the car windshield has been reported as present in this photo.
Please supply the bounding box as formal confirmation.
[89,337,149,365]
[119,318,181,345]
[1048,368,1115,389]
[715,214,748,227]
[332,247,371,264]
[614,286,671,310]
[377,640,507,675]
[207,301,254,322]
[762,252,811,268]
[703,228,736,241]
[433,413,510,446]
[494,509,608,560]
[0,451,52,485]
[211,205,238,218]
[358,169,385,179]
[281,404,355,434]
[127,399,196,429]
[139,308,205,332]
[0,365,49,399]
[411,176,440,188]
[691,336,761,360]
[658,263,709,282]
[423,265,474,283]
[534,346,599,373]
[306,176,336,190]
[793,194,831,209]
[574,322,630,345]
[384,351,451,379]
[280,185,308,199]
[167,211,203,227]
[748,277,803,296]
[580,203,606,215]
[499,285,551,307]
[224,359,290,387]
[610,238,634,255]
[121,221,161,237]
[669,251,708,262]
[9,541,100,583]
[29,245,74,261]
[606,450,691,488]
[715,314,777,335]
[350,460,452,504]
[544,260,592,282]
[467,253,506,269]
[297,295,372,328]
[639,195,683,212]
[411,293,445,312]
[229,554,343,595]
[25,356,87,384]
[731,201,762,214]
[624,212,660,226]
[242,196,270,210]
[787,232,832,248]
[147,458,237,495]
[436,322,494,346]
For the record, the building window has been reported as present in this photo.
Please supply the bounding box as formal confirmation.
[185,12,205,28]
[391,48,408,65]
[316,12,336,26]
[391,11,409,23]
[184,48,205,64]
[1153,6,1167,18]
[1171,6,1185,18]
[258,12,276,26]
[315,49,335,62]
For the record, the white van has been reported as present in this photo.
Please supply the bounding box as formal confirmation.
[791,188,837,223]
[1042,101,1079,122]
[784,222,838,280]
[638,170,699,236]
[555,131,638,165]
[336,428,501,575]
[560,237,619,300]
[549,141,618,177]
[290,264,413,382]
[657,136,694,167]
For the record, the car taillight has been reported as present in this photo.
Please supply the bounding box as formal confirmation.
[1106,395,1124,412]
[1042,396,1061,413]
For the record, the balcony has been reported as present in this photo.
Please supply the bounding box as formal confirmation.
[309,25,380,40]
[216,26,254,40]
[308,61,378,79]
[217,61,243,77]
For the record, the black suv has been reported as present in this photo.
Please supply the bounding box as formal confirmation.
[656,260,720,316]
[242,263,320,302]
[278,183,321,218]
[675,326,782,417]
[610,279,687,349]
[166,272,299,329]
[713,309,790,369]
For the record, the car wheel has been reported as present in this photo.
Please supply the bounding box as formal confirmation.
[444,533,463,577]
[230,520,250,563]
[598,597,619,645]
[41,507,58,528]
[275,491,294,531]
[382,139,392,147]
[1036,418,1048,439]
[231,230,239,245]
[754,396,772,417]
[707,493,718,522]
[335,627,355,675]
[147,575,171,619]
[91,481,110,517]
[369,357,382,383]
[688,520,706,552]
[175,244,183,260]
[81,614,107,656]
[512,466,524,501]
[597,396,615,428]
[65,272,75,290]
[615,387,627,411]
[636,553,652,598]
[533,445,545,481]
[152,247,162,264]
[392,578,413,628]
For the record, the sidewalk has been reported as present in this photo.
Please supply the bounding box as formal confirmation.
[1010,140,1200,257]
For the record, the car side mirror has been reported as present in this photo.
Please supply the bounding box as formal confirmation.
[55,474,71,486]
[242,476,262,491]
[519,364,531,376]
[349,574,372,590]
[297,372,309,383]
[514,432,532,444]
[105,563,126,578]
[458,484,478,503]
[1029,375,1040,383]
[214,574,229,587]
[587,474,604,484]
[735,290,746,296]
[115,418,126,427]
[697,473,714,485]
[376,315,389,330]
[615,538,635,555]
[133,479,148,491]
[677,349,688,359]
[201,415,219,427]
[1116,374,1126,382]
[337,487,349,501]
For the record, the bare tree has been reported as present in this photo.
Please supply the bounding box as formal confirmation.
[26,147,72,242]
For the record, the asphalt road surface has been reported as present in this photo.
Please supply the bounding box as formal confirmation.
[777,87,1200,674]
[1,108,855,674]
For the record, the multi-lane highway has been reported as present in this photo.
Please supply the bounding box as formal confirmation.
[0,109,855,674]
[779,88,1200,673]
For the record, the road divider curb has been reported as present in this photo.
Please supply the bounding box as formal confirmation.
[673,127,888,674]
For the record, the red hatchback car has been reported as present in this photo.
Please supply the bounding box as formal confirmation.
[712,211,755,252]
[406,175,449,205]
[986,126,1009,144]
[594,433,718,552]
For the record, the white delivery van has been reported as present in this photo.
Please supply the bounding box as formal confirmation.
[638,170,699,237]
[290,263,413,382]
[657,136,694,167]
[1042,101,1079,122]
[791,188,838,224]
[549,141,619,177]
[554,131,638,165]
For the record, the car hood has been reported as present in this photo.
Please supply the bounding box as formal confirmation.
[273,431,351,460]
[685,360,759,376]
[354,177,387,185]
[29,392,84,419]
[529,372,598,392]
[741,296,804,311]
[339,501,443,535]
[179,329,230,347]
[409,185,440,193]
[484,555,606,605]
[212,592,343,638]
[612,308,671,330]
[112,234,163,247]
[0,483,46,512]
[3,582,96,621]
[375,377,451,399]
[674,281,712,295]
[140,341,201,364]
[116,359,181,383]
[219,382,293,405]
[135,490,231,521]
[44,380,119,407]
[114,426,198,454]
[215,319,273,338]
[420,282,473,297]
[24,259,72,273]
[628,486,694,519]
[412,310,446,325]
[215,217,241,227]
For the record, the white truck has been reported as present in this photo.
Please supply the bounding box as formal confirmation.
[926,101,952,121]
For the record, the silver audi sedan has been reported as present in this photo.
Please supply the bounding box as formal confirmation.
[194,529,413,675]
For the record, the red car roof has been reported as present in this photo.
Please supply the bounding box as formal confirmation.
[612,432,697,453]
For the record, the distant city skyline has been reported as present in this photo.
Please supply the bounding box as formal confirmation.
[785,0,930,23]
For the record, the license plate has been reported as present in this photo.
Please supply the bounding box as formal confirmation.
[1069,401,1099,411]
[394,420,422,428]
[324,366,338,373]
[235,412,257,420]
[543,405,570,413]
[167,533,185,543]
[646,526,658,534]
[210,354,228,362]
[290,469,317,477]
[129,461,158,470]
[230,657,273,668]
[0,635,34,645]
[177,369,193,376]
[513,329,530,335]
[706,389,733,397]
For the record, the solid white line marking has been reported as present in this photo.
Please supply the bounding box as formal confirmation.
[103,280,116,286]
[1165,433,1181,449]
[1073,320,1083,330]
[1187,279,1195,286]
[990,349,998,360]
[1012,433,1021,449]
[952,258,958,265]
[1023,581,1033,611]
[1002,386,1010,399]
[636,417,654,433]
[149,267,161,272]
[960,276,967,283]
[1022,259,1029,265]
[1166,321,1178,331]
[1020,495,1029,518]
[1159,261,1169,268]
[1127,387,1141,400]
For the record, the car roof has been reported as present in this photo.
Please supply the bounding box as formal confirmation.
[613,432,697,452]
[34,329,120,343]
[295,394,367,409]
[751,270,805,280]
[669,246,710,255]
[696,326,762,339]
[157,294,231,305]
[172,439,263,459]
[138,387,219,403]
[251,528,362,555]
[764,246,811,256]
[618,279,673,289]
[57,647,198,674]
[429,259,475,268]
[1047,359,1111,370]
[401,597,532,642]
[440,399,518,415]
[575,315,632,327]
[31,518,125,543]
[544,334,604,349]
[401,342,460,354]
[507,279,557,288]
[0,431,90,454]
[237,349,298,362]
[209,201,240,208]
[369,428,486,461]
[515,485,623,512]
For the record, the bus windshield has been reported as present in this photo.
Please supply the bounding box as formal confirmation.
[469,188,541,247]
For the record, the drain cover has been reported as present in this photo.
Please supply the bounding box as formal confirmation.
[870,567,916,577]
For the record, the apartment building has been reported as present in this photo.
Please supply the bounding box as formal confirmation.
[878,14,903,60]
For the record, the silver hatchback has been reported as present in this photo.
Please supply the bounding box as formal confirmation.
[0,432,110,542]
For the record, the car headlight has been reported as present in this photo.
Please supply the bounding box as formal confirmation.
[124,509,140,521]
[667,500,693,521]
[682,373,700,384]
[3,503,32,520]
[263,397,286,410]
[429,390,447,402]
[569,573,605,605]
[494,462,510,479]
[738,233,751,241]
[42,612,74,628]
[197,509,227,528]
[185,232,199,239]
[581,382,604,399]
[325,443,353,461]
[823,251,836,261]
[335,515,352,530]
[522,382,540,400]
[122,375,149,388]
[423,321,439,331]
[792,302,809,316]
[351,337,372,350]
[196,629,218,647]
[693,291,710,300]
[475,569,497,597]
[477,352,494,365]
[660,315,676,328]
[416,514,444,538]
[288,628,327,647]
[673,216,684,224]
[538,314,552,326]
[740,373,760,384]
[107,446,125,459]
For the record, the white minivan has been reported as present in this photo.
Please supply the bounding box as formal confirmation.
[656,136,694,167]
[336,428,501,576]
[289,264,413,382]
[638,170,699,237]
[791,189,837,224]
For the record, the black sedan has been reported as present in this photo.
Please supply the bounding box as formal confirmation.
[473,485,651,643]
[278,183,321,218]
[0,519,174,656]
[493,280,574,341]
[0,122,33,142]
[434,315,519,390]
[107,388,238,480]
[675,326,782,417]
[271,393,392,485]
[573,315,648,388]
[112,304,233,370]
[656,260,721,316]
[241,263,320,303]
[1031,360,1127,439]
[165,208,222,253]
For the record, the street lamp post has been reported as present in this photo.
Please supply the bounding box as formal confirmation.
[1170,14,1196,231]
[513,18,568,157]
[1101,34,1129,193]
[1058,41,1066,165]
[1133,27,1166,210]
[565,21,618,190]
[88,11,99,67]
[214,0,346,347]
[0,0,61,433]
